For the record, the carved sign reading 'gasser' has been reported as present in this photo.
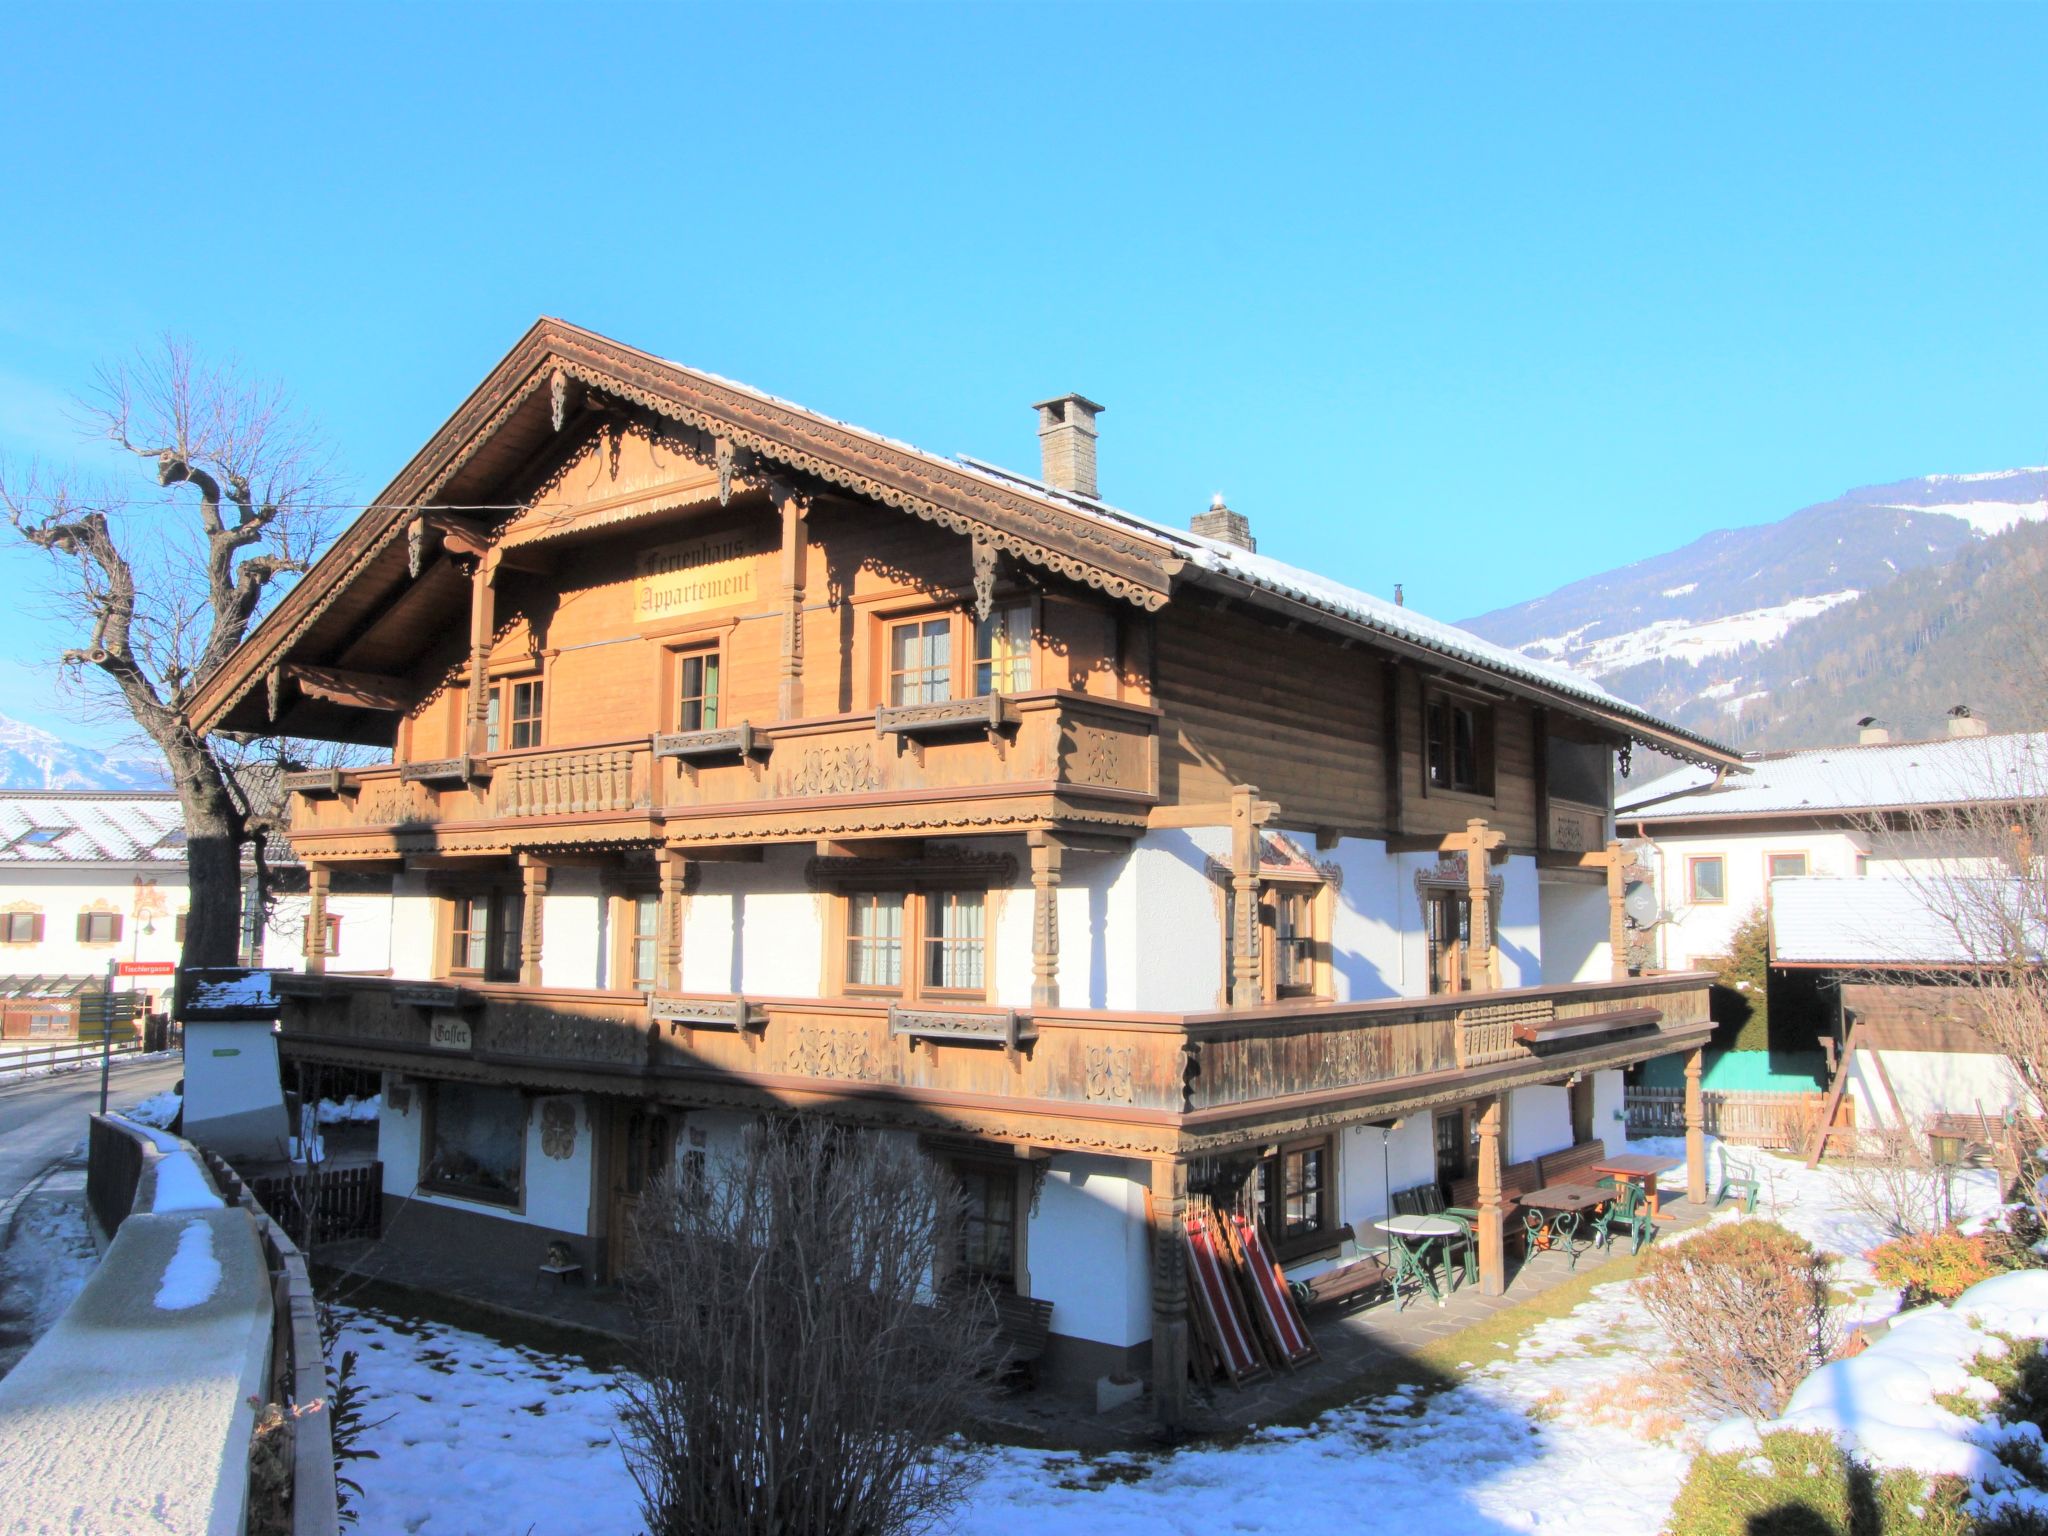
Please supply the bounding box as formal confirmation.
[634,532,764,619]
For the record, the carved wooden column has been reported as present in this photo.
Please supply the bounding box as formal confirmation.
[1476,1095,1506,1296]
[1229,785,1262,1007]
[303,864,330,975]
[775,481,810,721]
[466,551,498,756]
[1028,833,1064,1010]
[1605,839,1630,981]
[1464,818,1493,992]
[1685,1047,1708,1204]
[657,849,690,992]
[519,854,549,987]
[1149,1156,1190,1427]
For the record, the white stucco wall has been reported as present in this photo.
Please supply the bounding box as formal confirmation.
[1593,1067,1626,1143]
[1538,877,1612,984]
[1336,1113,1437,1233]
[679,847,823,997]
[379,1075,594,1234]
[1127,827,1230,1011]
[1324,837,1409,1001]
[1026,1154,1151,1347]
[388,875,436,982]
[1846,1048,2027,1128]
[540,868,605,989]
[0,865,192,1014]
[1507,1083,1573,1164]
[181,1019,290,1159]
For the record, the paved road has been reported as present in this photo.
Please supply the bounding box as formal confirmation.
[0,1055,186,1209]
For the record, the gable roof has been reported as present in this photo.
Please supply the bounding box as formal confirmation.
[0,792,187,865]
[1617,729,2048,823]
[191,319,1737,765]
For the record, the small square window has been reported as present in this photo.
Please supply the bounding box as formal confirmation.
[508,680,544,749]
[887,618,952,706]
[1689,857,1726,904]
[1767,853,1808,882]
[972,606,1031,696]
[678,651,721,733]
[77,910,122,944]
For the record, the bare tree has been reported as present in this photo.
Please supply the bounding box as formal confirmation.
[0,340,344,965]
[618,1122,996,1536]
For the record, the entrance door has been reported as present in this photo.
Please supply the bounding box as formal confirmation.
[607,1105,674,1279]
[1425,891,1471,995]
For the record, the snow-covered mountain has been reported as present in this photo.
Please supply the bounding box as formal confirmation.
[1461,468,2048,749]
[0,712,170,792]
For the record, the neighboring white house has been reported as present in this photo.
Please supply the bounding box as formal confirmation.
[1615,717,2045,971]
[0,791,304,1033]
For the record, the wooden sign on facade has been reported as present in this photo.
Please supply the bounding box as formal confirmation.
[634,532,765,620]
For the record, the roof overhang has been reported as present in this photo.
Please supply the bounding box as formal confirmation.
[190,319,1187,738]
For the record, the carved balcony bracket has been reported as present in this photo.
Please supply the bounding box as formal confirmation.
[281,768,355,799]
[650,992,767,1052]
[887,1003,1036,1073]
[653,722,768,783]
[402,755,493,787]
[970,534,999,622]
[394,982,475,1012]
[876,695,1018,761]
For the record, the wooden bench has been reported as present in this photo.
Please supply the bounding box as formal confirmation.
[1536,1138,1609,1188]
[1290,1236,1391,1313]
[991,1292,1056,1386]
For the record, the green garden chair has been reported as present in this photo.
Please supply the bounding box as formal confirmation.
[1714,1147,1760,1215]
[1593,1181,1653,1254]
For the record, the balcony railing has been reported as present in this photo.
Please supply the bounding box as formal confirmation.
[275,972,1712,1129]
[285,690,1157,844]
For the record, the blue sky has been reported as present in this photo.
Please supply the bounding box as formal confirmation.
[2,3,2045,747]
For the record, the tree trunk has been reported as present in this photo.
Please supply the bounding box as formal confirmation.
[168,743,246,968]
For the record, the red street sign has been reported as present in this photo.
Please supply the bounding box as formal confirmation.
[115,961,176,977]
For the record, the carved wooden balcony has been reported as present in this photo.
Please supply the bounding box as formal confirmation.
[284,690,1158,854]
[274,972,1713,1154]
[1544,798,1607,855]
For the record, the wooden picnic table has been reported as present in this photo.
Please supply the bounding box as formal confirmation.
[1517,1182,1610,1269]
[1590,1153,1683,1219]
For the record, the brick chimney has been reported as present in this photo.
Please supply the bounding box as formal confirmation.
[1858,716,1891,745]
[1191,494,1256,552]
[1947,704,1989,738]
[1033,393,1103,499]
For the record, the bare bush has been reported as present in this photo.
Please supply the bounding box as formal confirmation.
[1637,1220,1840,1422]
[1836,1128,1957,1240]
[618,1123,996,1536]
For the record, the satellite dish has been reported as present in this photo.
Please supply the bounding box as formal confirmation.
[1623,881,1661,927]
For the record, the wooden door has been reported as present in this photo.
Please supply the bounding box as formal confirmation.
[607,1105,674,1280]
[1425,891,1470,996]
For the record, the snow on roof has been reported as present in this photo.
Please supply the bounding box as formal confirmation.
[1617,730,2048,821]
[0,793,186,863]
[1769,875,2042,966]
[949,455,1733,759]
[592,335,1736,762]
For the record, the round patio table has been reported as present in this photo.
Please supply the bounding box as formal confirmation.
[1375,1214,1464,1308]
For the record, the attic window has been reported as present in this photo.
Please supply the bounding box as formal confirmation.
[15,829,63,847]
[157,829,188,850]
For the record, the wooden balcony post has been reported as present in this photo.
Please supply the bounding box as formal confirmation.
[1685,1047,1708,1204]
[1149,1156,1190,1427]
[1477,1094,1506,1295]
[1229,785,1262,1008]
[466,550,497,757]
[519,854,549,987]
[303,864,330,975]
[1605,839,1630,981]
[1464,819,1500,991]
[775,481,810,721]
[657,850,690,992]
[1028,832,1064,1010]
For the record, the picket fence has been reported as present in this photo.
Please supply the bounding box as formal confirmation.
[1624,1087,1848,1150]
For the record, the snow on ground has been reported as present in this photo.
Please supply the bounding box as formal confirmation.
[153,1219,222,1311]
[316,1094,380,1125]
[335,1141,2008,1536]
[126,1089,180,1129]
[1876,498,2048,538]
[0,1046,178,1085]
[0,1190,97,1379]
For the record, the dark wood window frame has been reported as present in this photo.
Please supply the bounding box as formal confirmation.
[1262,880,1326,1001]
[611,884,662,994]
[832,880,994,1003]
[478,666,547,754]
[675,643,723,734]
[948,1155,1024,1293]
[1423,687,1496,798]
[873,597,1041,710]
[76,910,123,945]
[441,887,524,983]
[1261,1135,1336,1261]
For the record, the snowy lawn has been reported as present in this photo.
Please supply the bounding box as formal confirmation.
[335,1140,2007,1536]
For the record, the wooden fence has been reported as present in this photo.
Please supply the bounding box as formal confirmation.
[246,1161,383,1247]
[1625,1087,1849,1150]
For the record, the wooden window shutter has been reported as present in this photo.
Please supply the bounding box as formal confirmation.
[109,914,123,942]
[30,914,44,942]
[75,912,89,942]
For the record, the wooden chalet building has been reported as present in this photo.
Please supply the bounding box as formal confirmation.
[191,320,1737,1418]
